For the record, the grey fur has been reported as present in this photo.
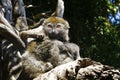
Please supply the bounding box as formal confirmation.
[20,17,81,79]
[20,0,80,78]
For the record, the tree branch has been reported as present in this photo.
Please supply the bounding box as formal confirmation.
[52,0,64,18]
[34,58,120,80]
[13,0,28,31]
[0,13,25,51]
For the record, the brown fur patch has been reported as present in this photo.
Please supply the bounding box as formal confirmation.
[44,17,67,27]
[27,41,37,53]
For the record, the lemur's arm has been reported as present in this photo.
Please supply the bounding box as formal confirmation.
[20,25,44,39]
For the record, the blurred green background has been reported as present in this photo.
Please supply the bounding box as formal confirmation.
[23,0,120,68]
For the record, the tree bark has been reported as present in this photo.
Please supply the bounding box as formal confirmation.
[34,58,120,80]
[0,0,27,80]
[13,0,28,31]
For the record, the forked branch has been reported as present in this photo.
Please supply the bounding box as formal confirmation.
[52,0,64,18]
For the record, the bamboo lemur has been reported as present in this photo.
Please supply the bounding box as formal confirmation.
[19,0,80,79]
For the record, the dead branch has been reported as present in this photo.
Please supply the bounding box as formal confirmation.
[13,0,28,31]
[52,0,64,18]
[34,58,120,80]
[0,13,25,51]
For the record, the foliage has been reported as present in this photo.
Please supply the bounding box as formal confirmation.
[23,0,120,68]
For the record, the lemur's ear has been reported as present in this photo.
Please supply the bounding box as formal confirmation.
[51,0,64,18]
[65,21,70,29]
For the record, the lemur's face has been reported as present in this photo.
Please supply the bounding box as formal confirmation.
[43,17,70,41]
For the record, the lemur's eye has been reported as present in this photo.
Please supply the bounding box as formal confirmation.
[47,24,52,28]
[56,25,61,28]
